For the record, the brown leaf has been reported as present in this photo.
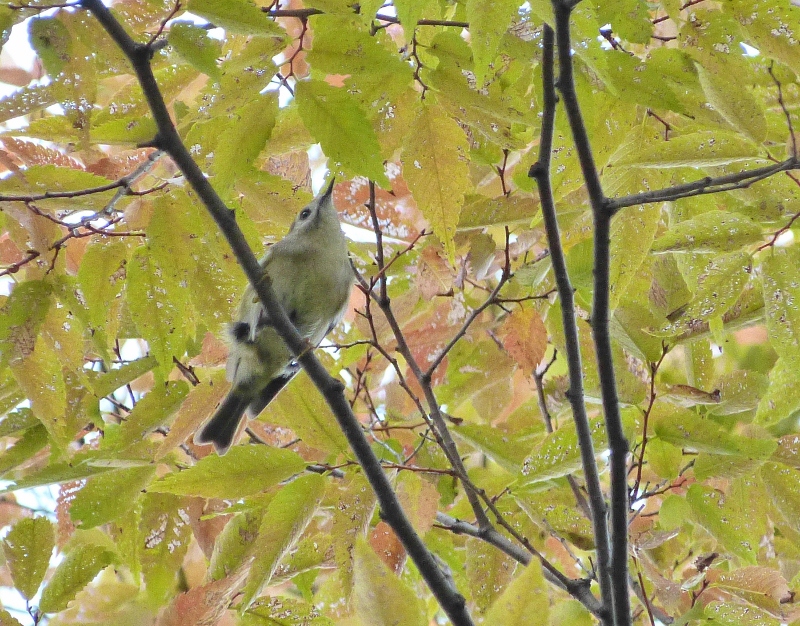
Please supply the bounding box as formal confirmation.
[155,570,246,626]
[415,245,454,299]
[499,308,548,374]
[369,521,406,574]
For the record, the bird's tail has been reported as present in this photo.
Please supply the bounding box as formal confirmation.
[194,390,250,455]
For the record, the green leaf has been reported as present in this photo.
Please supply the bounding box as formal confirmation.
[761,246,800,365]
[652,212,763,254]
[458,194,540,229]
[654,409,776,459]
[10,338,68,448]
[467,0,520,86]
[267,370,349,455]
[187,0,286,37]
[168,23,222,80]
[484,555,548,626]
[295,79,389,186]
[70,466,156,529]
[703,601,779,626]
[659,251,753,337]
[755,357,800,426]
[241,474,326,609]
[402,101,470,263]
[695,59,766,144]
[521,418,607,484]
[0,423,49,475]
[686,482,761,563]
[610,203,660,308]
[39,544,114,613]
[761,462,800,533]
[77,238,129,350]
[117,381,189,449]
[454,424,531,473]
[87,356,159,399]
[352,538,426,626]
[596,0,651,44]
[2,517,55,600]
[29,17,71,76]
[150,445,307,498]
[126,245,190,374]
[212,94,278,199]
[613,131,764,168]
[207,508,265,582]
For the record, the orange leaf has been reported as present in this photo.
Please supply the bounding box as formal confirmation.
[500,308,548,374]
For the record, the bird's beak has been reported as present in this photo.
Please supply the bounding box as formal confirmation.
[321,176,336,200]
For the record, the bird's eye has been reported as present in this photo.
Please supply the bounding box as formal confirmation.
[299,208,312,220]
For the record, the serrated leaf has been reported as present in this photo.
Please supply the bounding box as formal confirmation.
[484,554,548,626]
[458,194,539,229]
[295,79,388,186]
[761,462,800,533]
[653,212,762,255]
[703,601,779,626]
[695,60,766,144]
[10,339,68,448]
[268,371,349,455]
[126,245,189,373]
[150,445,307,498]
[0,423,49,475]
[208,508,265,582]
[187,0,286,37]
[241,474,326,609]
[352,538,426,626]
[402,102,470,263]
[38,544,113,613]
[654,410,776,459]
[613,131,763,168]
[467,0,520,86]
[29,16,71,77]
[453,424,530,473]
[212,95,277,198]
[610,202,660,308]
[499,308,547,374]
[168,23,221,80]
[117,381,189,448]
[521,418,606,484]
[686,483,761,563]
[761,246,800,365]
[711,566,792,612]
[87,356,158,399]
[659,251,752,337]
[2,517,54,600]
[70,466,156,529]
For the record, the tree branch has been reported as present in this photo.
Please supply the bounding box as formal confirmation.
[80,3,474,623]
[552,3,630,623]
[605,157,800,214]
[528,22,612,625]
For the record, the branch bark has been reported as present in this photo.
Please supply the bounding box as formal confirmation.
[552,3,631,623]
[528,23,612,626]
[80,3,474,623]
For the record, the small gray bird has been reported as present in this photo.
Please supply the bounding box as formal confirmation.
[195,179,353,454]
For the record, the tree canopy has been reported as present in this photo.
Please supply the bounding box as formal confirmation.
[0,0,799,625]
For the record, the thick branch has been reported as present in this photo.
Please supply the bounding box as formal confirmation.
[81,3,473,623]
[552,3,630,624]
[528,23,612,625]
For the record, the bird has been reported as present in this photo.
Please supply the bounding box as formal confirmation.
[195,178,353,454]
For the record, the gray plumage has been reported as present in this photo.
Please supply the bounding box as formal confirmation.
[195,179,353,454]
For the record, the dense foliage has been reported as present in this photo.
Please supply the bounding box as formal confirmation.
[0,0,799,624]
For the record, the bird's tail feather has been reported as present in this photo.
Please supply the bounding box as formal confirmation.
[194,391,250,455]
